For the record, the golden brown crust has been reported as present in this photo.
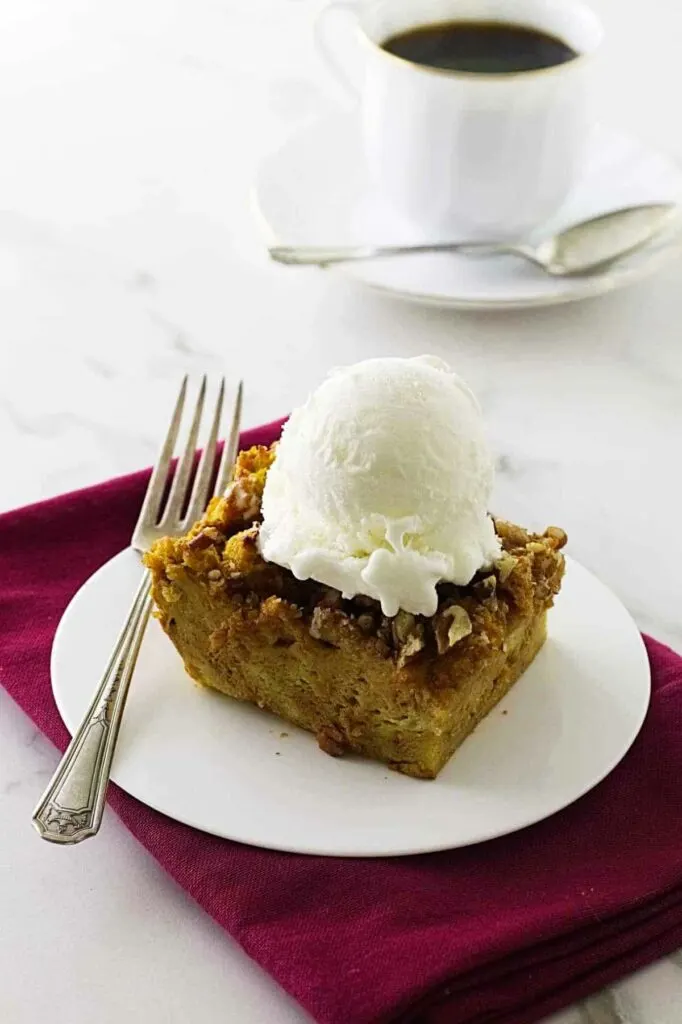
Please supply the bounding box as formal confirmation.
[145,445,567,778]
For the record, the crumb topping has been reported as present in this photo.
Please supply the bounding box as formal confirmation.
[144,444,567,685]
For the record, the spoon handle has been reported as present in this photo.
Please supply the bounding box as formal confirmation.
[269,241,512,266]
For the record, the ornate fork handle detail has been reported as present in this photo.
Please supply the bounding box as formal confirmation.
[32,571,153,844]
[32,377,242,844]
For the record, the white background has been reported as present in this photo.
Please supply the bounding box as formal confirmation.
[1,1,681,1022]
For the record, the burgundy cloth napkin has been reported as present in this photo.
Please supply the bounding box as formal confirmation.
[3,417,682,1024]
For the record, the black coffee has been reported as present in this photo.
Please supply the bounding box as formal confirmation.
[382,21,578,74]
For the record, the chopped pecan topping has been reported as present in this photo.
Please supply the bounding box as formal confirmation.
[446,606,473,646]
[527,541,546,554]
[396,624,426,669]
[377,616,392,646]
[309,606,340,645]
[187,526,223,552]
[223,479,260,522]
[495,553,517,583]
[434,604,473,654]
[318,587,342,609]
[356,613,376,635]
[223,527,262,574]
[496,521,530,548]
[472,575,497,601]
[384,610,426,668]
[391,610,416,646]
[545,526,567,548]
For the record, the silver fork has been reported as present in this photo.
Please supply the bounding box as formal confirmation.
[32,375,243,845]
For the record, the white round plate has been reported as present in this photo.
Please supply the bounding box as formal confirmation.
[253,114,682,309]
[51,550,650,857]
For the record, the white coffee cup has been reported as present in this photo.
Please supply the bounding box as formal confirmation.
[315,0,603,239]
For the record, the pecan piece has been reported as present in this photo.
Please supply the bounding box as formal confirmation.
[187,526,224,551]
[396,624,426,669]
[309,606,340,646]
[223,479,260,522]
[356,613,376,635]
[527,541,546,554]
[495,553,517,583]
[391,609,416,646]
[545,526,567,549]
[472,575,497,601]
[186,531,212,552]
[434,604,473,654]
[377,616,392,646]
[318,587,342,609]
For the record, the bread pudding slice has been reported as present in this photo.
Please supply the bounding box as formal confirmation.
[145,445,566,779]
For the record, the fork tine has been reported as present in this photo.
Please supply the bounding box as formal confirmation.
[134,375,188,534]
[183,377,225,525]
[159,375,207,527]
[214,380,243,496]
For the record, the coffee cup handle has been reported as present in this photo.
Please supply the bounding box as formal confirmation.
[314,1,364,100]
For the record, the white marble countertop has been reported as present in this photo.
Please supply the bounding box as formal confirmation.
[1,1,682,1022]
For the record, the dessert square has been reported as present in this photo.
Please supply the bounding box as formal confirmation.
[145,445,566,779]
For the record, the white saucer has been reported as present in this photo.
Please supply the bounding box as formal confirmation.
[254,115,682,309]
[51,551,650,857]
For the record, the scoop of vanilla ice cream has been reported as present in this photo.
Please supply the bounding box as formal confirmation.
[258,356,500,617]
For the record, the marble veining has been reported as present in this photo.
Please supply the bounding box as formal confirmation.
[1,0,681,1022]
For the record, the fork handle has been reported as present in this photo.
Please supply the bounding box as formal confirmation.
[32,571,153,844]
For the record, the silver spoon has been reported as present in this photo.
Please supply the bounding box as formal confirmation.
[269,203,680,277]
